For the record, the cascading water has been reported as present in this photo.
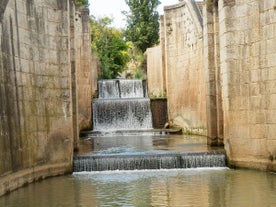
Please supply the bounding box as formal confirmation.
[74,79,226,172]
[74,135,226,172]
[73,151,226,172]
[93,79,153,131]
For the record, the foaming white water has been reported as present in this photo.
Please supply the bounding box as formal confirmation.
[73,168,230,183]
[98,79,145,99]
[93,79,153,131]
[93,98,152,131]
[73,167,230,175]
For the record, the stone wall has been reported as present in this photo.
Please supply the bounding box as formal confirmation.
[216,0,276,170]
[147,0,276,170]
[146,45,165,97]
[0,0,92,196]
[91,53,99,97]
[75,8,92,143]
[161,1,207,134]
[203,0,224,145]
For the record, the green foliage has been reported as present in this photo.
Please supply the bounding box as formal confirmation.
[125,42,147,79]
[90,16,130,79]
[134,68,145,79]
[75,0,89,8]
[124,0,160,53]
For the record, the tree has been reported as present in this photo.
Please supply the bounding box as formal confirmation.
[127,42,147,79]
[75,0,89,8]
[90,16,130,79]
[124,0,161,53]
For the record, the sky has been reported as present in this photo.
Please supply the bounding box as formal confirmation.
[89,0,180,28]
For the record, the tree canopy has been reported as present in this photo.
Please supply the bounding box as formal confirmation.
[124,0,161,53]
[90,16,130,79]
[75,0,89,8]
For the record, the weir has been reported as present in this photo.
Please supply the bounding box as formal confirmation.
[74,151,226,172]
[92,79,152,131]
[75,79,226,172]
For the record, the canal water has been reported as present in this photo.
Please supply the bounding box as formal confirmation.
[0,135,275,207]
[0,168,275,207]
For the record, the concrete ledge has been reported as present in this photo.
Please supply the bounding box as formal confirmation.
[228,159,276,172]
[80,128,183,137]
[0,163,72,197]
[74,151,226,172]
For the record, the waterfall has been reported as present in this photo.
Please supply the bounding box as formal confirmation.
[93,79,153,131]
[75,79,227,173]
[73,152,226,172]
[98,80,120,99]
[98,79,146,99]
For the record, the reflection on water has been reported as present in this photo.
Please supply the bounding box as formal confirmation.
[76,135,223,156]
[1,168,275,207]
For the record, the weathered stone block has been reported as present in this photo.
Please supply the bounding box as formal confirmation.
[263,0,275,11]
[249,138,269,158]
[249,124,268,139]
[267,53,276,67]
[249,82,261,96]
[268,94,276,109]
[227,138,252,157]
[268,124,276,139]
[250,69,261,83]
[265,80,276,94]
[266,138,276,160]
[266,111,276,124]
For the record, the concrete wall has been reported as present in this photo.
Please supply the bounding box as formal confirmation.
[0,0,92,196]
[162,1,207,134]
[216,0,276,170]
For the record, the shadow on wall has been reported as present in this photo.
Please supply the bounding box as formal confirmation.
[0,0,9,23]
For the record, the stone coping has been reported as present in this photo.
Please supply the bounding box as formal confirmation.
[164,1,186,11]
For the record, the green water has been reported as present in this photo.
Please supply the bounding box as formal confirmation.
[0,168,275,207]
[1,135,275,206]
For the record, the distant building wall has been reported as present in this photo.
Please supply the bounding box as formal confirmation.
[162,1,207,134]
[146,45,165,97]
[0,0,92,196]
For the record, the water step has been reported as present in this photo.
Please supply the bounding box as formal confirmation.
[80,128,183,137]
[92,98,153,131]
[73,151,226,172]
[93,79,153,131]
